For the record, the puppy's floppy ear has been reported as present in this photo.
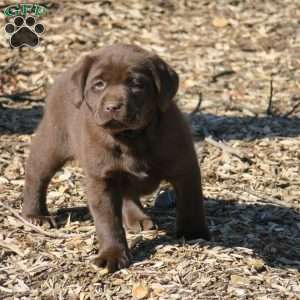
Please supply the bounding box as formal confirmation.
[150,56,179,112]
[69,55,94,108]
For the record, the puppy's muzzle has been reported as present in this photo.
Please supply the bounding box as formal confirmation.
[104,102,124,113]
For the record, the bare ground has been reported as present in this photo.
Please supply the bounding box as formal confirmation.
[0,0,300,299]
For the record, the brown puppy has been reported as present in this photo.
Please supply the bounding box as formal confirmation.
[22,44,210,272]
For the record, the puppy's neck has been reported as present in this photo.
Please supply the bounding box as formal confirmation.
[114,127,146,140]
[114,113,160,143]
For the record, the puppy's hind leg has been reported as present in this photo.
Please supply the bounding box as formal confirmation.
[171,166,210,241]
[122,196,154,233]
[22,120,69,226]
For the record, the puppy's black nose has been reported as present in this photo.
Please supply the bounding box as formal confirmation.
[104,103,123,112]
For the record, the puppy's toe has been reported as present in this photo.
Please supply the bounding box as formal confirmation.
[140,218,156,231]
[126,217,155,233]
[22,214,58,228]
[93,246,131,273]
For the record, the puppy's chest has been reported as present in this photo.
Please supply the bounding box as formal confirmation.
[105,143,152,178]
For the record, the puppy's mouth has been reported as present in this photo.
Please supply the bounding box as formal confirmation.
[104,120,148,140]
[100,113,145,131]
[103,119,127,130]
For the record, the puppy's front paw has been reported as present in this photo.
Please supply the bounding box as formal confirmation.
[93,244,131,272]
[21,212,57,228]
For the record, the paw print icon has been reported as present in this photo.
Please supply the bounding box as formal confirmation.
[4,16,44,48]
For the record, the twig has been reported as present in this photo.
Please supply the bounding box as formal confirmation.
[0,85,44,102]
[190,93,252,162]
[0,241,24,257]
[211,69,236,83]
[0,290,30,300]
[235,187,291,208]
[0,59,17,73]
[202,126,252,162]
[191,92,203,115]
[205,136,252,163]
[283,97,300,117]
[266,79,274,115]
[0,95,45,102]
[0,202,95,239]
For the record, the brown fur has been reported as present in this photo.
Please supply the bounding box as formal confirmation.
[22,44,210,272]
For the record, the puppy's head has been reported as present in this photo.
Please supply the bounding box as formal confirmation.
[69,44,179,132]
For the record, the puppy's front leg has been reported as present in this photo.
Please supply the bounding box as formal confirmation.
[86,176,130,272]
[22,121,67,226]
[171,167,210,241]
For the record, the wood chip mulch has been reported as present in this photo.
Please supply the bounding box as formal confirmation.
[0,1,300,299]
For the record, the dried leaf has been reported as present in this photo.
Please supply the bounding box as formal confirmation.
[230,275,251,287]
[212,16,229,28]
[246,258,265,271]
[132,283,151,299]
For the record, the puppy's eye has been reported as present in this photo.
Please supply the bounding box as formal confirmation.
[129,80,145,92]
[93,80,106,91]
[128,77,141,87]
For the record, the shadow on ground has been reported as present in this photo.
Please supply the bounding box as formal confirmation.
[1,104,300,141]
[53,196,300,272]
[190,112,300,141]
[0,104,43,134]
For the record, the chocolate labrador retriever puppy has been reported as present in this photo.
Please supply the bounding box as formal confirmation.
[22,44,210,272]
